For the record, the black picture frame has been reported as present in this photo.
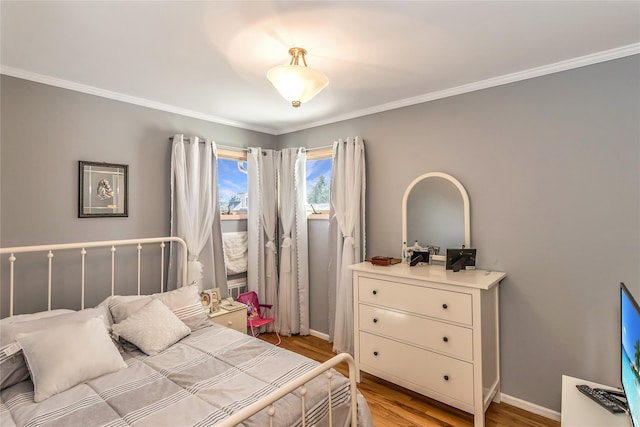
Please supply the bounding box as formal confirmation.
[78,161,128,218]
[446,248,477,272]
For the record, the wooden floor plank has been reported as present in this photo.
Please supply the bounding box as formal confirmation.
[258,333,560,427]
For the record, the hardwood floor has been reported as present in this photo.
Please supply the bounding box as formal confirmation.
[258,333,560,427]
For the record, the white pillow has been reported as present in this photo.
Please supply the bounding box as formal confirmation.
[16,316,127,402]
[0,309,75,325]
[111,299,190,356]
[108,284,209,331]
[0,306,111,391]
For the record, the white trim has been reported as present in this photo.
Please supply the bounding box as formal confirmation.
[276,43,640,135]
[500,392,561,422]
[0,65,278,135]
[309,329,330,342]
[305,329,563,422]
[2,43,638,136]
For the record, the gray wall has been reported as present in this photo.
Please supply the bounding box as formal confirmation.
[279,55,640,412]
[0,75,275,312]
[1,55,639,412]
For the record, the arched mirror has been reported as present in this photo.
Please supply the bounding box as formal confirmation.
[402,172,470,262]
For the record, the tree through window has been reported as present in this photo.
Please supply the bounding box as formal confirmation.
[218,149,248,217]
[306,149,332,213]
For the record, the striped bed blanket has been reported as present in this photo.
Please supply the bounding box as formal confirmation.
[0,324,373,427]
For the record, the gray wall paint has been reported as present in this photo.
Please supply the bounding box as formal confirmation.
[278,55,640,412]
[1,55,639,412]
[0,76,275,313]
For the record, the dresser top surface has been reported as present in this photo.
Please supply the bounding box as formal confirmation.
[350,262,506,290]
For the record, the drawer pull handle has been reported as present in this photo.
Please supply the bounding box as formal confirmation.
[227,321,233,325]
[372,290,378,295]
[442,303,448,309]
[444,375,449,381]
[373,318,378,323]
[442,336,448,342]
[373,351,379,356]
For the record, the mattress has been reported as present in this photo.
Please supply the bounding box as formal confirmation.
[0,324,372,427]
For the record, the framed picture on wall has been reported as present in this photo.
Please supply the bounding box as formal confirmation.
[78,161,128,218]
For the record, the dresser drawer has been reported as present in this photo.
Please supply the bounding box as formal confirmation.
[358,276,472,325]
[359,331,473,406]
[358,304,473,360]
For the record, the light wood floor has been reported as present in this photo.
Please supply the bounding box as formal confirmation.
[258,333,560,427]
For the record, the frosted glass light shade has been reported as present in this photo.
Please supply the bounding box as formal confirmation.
[267,64,329,107]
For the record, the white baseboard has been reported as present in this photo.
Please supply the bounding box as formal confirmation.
[309,329,330,342]
[307,330,561,422]
[500,393,561,422]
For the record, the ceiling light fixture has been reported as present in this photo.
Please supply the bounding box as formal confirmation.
[267,47,329,108]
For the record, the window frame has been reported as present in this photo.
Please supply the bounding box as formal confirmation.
[218,148,248,221]
[306,147,333,220]
[216,147,333,221]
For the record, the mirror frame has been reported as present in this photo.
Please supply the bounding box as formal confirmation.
[401,172,470,262]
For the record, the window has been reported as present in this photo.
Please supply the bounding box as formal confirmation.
[306,148,332,216]
[216,147,332,219]
[218,149,248,219]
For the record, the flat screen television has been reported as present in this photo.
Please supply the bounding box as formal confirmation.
[621,282,640,427]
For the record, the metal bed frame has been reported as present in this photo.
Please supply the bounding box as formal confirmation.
[0,237,358,427]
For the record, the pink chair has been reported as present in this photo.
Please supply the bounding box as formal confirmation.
[237,291,281,346]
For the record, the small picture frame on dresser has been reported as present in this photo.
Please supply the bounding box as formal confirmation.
[201,288,221,312]
[200,290,212,310]
[210,288,220,312]
[445,248,476,271]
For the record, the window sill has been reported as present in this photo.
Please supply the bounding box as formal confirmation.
[221,213,247,221]
[307,213,329,220]
[221,213,327,221]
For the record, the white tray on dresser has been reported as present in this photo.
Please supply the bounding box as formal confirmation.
[350,262,506,427]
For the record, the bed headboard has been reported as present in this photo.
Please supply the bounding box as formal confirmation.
[0,237,188,317]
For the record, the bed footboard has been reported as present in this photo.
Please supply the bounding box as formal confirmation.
[216,352,359,427]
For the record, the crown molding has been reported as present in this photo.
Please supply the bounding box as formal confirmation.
[0,66,279,135]
[275,43,640,135]
[3,43,638,136]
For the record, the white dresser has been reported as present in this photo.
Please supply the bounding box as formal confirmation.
[350,262,506,427]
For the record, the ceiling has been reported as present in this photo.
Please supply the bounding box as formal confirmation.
[1,1,639,135]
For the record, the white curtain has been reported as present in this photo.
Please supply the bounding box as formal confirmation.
[329,137,366,355]
[276,148,310,336]
[169,134,227,294]
[247,148,278,330]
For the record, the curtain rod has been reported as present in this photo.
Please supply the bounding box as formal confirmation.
[168,136,248,153]
[168,137,331,153]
